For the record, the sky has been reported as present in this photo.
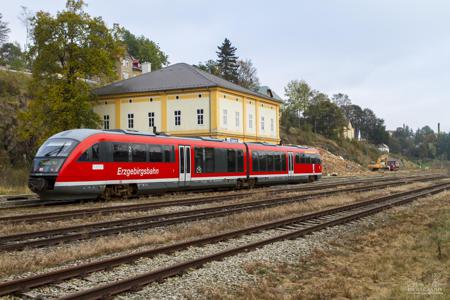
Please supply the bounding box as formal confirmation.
[2,0,450,132]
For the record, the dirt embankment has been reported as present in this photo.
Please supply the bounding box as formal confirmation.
[318,148,368,176]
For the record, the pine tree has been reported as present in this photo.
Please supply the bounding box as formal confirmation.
[0,13,10,44]
[216,38,239,83]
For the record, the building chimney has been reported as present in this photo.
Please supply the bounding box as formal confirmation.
[141,62,152,74]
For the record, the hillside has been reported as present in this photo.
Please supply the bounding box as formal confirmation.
[280,126,417,176]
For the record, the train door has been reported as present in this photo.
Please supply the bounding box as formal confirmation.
[178,145,191,186]
[288,152,294,179]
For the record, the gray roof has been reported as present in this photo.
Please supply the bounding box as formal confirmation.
[93,63,283,103]
[255,86,283,101]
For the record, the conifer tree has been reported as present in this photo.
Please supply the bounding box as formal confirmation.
[216,38,239,83]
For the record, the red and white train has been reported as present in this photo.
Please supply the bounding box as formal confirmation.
[28,129,322,200]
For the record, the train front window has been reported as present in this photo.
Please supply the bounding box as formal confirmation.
[36,139,77,158]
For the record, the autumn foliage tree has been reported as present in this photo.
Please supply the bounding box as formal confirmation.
[19,0,123,146]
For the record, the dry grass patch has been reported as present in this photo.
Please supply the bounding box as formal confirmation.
[201,191,450,299]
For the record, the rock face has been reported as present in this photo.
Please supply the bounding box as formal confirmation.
[319,148,367,176]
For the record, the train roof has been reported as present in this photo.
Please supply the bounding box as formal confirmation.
[48,129,319,152]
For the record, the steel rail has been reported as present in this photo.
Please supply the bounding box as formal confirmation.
[0,177,441,251]
[59,183,450,300]
[0,174,440,224]
[0,182,447,298]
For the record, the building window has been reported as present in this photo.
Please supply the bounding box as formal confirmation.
[174,110,181,126]
[249,114,253,129]
[197,109,204,125]
[270,118,274,132]
[261,116,265,131]
[148,112,155,127]
[235,111,240,127]
[223,109,228,126]
[127,113,134,129]
[103,115,110,130]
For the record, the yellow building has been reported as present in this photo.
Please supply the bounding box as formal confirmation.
[93,63,283,143]
[343,120,355,140]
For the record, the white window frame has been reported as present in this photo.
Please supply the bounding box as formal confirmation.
[148,112,155,128]
[197,109,204,125]
[103,115,110,130]
[261,116,265,131]
[174,110,181,126]
[249,113,253,129]
[223,109,228,126]
[270,118,274,133]
[127,113,134,129]
[235,111,240,128]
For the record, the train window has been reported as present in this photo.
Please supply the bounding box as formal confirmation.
[78,149,90,162]
[163,145,175,162]
[194,147,204,173]
[252,152,259,172]
[214,148,227,173]
[180,147,184,173]
[131,144,147,162]
[112,143,129,162]
[267,153,274,171]
[205,148,215,173]
[295,153,301,164]
[237,150,244,172]
[305,155,312,164]
[149,145,163,162]
[227,149,236,172]
[300,154,307,164]
[274,153,281,171]
[281,153,287,171]
[260,152,267,172]
[186,148,190,173]
[92,144,100,162]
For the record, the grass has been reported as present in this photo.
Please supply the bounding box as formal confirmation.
[201,190,450,299]
[0,182,432,278]
[0,166,30,194]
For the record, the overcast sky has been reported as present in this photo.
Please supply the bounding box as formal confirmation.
[2,0,450,132]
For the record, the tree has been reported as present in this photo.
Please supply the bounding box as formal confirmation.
[0,42,26,70]
[195,59,220,76]
[0,13,10,44]
[332,93,351,107]
[216,38,239,82]
[284,79,312,114]
[121,29,168,70]
[0,70,32,165]
[19,0,123,146]
[341,104,364,138]
[236,59,259,90]
[303,98,347,139]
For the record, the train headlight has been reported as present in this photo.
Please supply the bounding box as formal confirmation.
[32,158,65,173]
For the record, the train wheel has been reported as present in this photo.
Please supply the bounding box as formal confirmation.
[308,176,314,183]
[100,186,113,201]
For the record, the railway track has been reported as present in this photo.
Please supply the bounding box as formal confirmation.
[0,181,447,299]
[0,175,445,251]
[0,173,441,224]
[0,173,432,210]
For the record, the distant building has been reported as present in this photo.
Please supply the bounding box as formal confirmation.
[116,52,151,80]
[93,63,283,143]
[377,143,390,153]
[343,121,355,140]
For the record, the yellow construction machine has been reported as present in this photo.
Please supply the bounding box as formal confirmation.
[368,154,400,171]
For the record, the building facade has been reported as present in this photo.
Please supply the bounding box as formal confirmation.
[343,121,355,140]
[93,63,282,143]
[116,52,152,80]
